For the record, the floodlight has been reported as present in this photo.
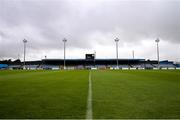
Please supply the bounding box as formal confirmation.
[155,38,160,69]
[132,50,135,59]
[114,37,119,69]
[23,39,27,43]
[63,38,67,42]
[115,38,119,42]
[155,38,160,43]
[23,39,28,69]
[62,38,67,69]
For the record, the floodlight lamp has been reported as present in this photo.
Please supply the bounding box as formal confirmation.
[115,38,119,42]
[63,38,67,42]
[155,38,160,43]
[23,39,27,43]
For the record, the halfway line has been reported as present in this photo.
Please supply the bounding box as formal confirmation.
[86,70,93,119]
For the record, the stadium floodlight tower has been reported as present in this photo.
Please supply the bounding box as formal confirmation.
[132,50,135,59]
[23,39,27,69]
[114,38,119,69]
[155,38,160,69]
[94,50,96,67]
[63,38,67,70]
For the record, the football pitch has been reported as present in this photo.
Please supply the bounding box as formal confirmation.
[0,70,180,119]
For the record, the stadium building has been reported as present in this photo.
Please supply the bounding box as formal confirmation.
[1,54,177,70]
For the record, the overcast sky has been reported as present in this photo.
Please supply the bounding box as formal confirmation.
[0,0,180,61]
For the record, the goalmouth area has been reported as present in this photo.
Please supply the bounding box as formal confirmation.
[0,70,180,119]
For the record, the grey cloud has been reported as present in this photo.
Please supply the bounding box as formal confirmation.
[0,0,180,60]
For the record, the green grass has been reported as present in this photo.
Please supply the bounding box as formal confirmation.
[0,70,89,119]
[0,70,180,119]
[92,70,180,119]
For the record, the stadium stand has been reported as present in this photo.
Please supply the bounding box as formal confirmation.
[1,58,178,70]
[26,65,39,70]
[175,63,180,69]
[159,60,176,69]
[8,65,22,70]
[0,64,8,69]
[131,64,144,69]
[42,65,60,70]
[41,58,147,70]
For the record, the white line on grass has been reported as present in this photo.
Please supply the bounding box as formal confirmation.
[86,70,93,119]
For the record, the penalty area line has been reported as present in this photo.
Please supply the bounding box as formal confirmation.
[86,70,93,119]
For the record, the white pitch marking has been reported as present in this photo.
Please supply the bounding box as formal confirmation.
[86,70,93,119]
